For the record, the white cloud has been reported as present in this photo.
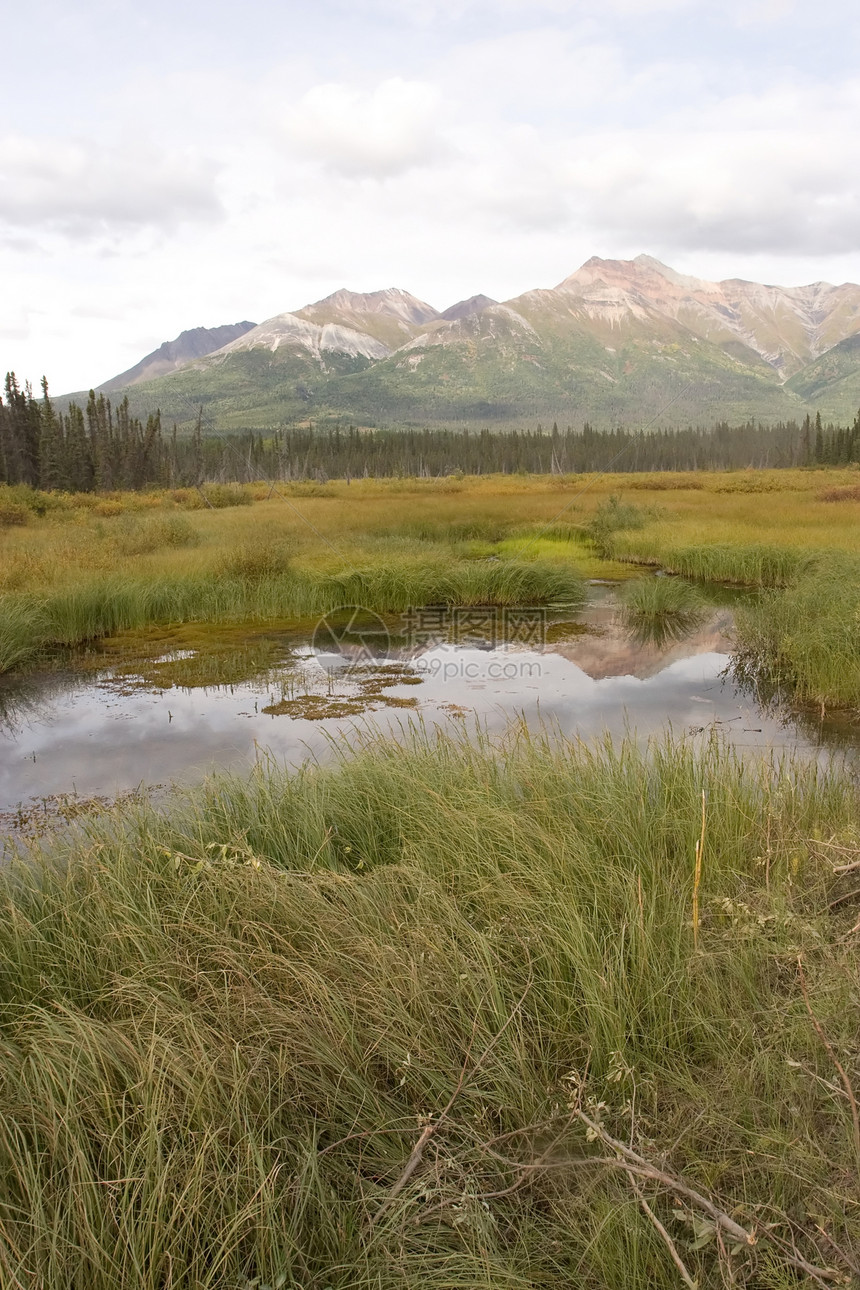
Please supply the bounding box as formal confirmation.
[0,134,222,237]
[4,0,860,391]
[285,78,447,178]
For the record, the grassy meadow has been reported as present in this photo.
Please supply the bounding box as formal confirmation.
[3,466,860,707]
[2,727,860,1288]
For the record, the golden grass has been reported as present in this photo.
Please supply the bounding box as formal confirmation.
[5,468,860,598]
[4,467,860,669]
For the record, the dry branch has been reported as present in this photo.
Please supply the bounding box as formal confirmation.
[629,1174,698,1289]
[573,1108,755,1247]
[369,970,533,1227]
[797,956,860,1169]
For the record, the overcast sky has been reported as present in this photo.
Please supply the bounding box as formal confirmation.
[2,0,859,392]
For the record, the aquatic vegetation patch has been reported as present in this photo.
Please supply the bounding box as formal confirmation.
[261,687,420,719]
[72,622,303,692]
[543,619,593,644]
[733,553,860,710]
[620,576,706,645]
[262,694,368,719]
[0,785,153,843]
[621,542,813,587]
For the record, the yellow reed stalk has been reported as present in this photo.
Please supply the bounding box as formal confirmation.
[693,789,705,950]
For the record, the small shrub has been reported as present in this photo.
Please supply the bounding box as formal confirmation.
[0,483,69,517]
[0,502,28,527]
[150,515,201,548]
[280,482,337,498]
[626,475,705,491]
[113,514,201,556]
[172,485,253,509]
[220,539,295,580]
[818,484,860,502]
[203,483,253,508]
[587,495,654,552]
[171,488,199,508]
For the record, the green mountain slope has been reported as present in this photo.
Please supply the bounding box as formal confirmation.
[786,334,860,421]
[61,257,860,431]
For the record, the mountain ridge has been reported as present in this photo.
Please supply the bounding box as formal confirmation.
[74,256,860,429]
[96,322,257,392]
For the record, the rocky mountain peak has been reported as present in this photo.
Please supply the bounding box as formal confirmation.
[439,294,498,322]
[300,287,439,326]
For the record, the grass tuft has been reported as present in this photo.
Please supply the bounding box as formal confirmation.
[619,576,706,644]
[734,553,860,709]
[0,728,857,1287]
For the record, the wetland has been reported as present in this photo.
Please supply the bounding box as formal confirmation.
[3,469,860,1289]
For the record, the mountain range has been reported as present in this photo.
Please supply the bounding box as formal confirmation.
[72,256,860,430]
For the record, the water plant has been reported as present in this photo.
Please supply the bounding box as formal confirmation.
[733,553,860,710]
[619,575,706,645]
[637,542,811,587]
[0,559,586,674]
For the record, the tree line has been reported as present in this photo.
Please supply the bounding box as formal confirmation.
[257,412,860,478]
[3,372,860,490]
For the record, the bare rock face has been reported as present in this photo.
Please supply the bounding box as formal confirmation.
[98,323,257,390]
[439,295,498,322]
[295,288,440,349]
[555,255,860,377]
[212,314,391,365]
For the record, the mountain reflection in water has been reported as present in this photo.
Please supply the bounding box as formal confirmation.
[0,585,856,816]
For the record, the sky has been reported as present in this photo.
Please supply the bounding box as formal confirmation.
[2,0,859,392]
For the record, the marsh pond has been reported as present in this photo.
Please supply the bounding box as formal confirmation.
[1,580,856,826]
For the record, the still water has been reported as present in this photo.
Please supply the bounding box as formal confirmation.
[0,584,853,820]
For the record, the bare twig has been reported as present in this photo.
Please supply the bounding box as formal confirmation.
[629,1175,698,1289]
[482,1144,850,1283]
[837,914,860,943]
[764,1228,845,1288]
[827,887,860,911]
[815,1224,860,1277]
[797,956,860,1169]
[714,1224,736,1288]
[369,969,533,1227]
[416,1116,577,1224]
[482,1142,756,1248]
[573,1109,755,1247]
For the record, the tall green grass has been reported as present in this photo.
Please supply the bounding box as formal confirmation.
[0,728,858,1288]
[619,576,706,645]
[734,553,860,709]
[0,559,585,673]
[633,543,812,587]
